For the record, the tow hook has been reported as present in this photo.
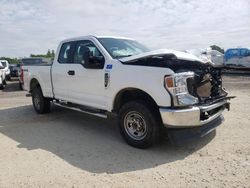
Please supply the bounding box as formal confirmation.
[225,96,236,111]
[225,102,230,111]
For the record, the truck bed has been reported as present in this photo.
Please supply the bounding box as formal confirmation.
[23,64,53,98]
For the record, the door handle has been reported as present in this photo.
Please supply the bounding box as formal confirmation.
[68,70,75,76]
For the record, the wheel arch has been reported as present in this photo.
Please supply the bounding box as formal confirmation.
[30,78,41,93]
[112,87,160,116]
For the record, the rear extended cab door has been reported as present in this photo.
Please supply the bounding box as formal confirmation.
[51,38,109,110]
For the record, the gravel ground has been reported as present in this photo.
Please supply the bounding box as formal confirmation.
[0,76,250,188]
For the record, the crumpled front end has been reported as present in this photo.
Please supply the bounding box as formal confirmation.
[119,51,233,128]
[161,58,233,128]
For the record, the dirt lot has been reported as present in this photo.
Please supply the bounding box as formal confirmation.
[0,76,250,188]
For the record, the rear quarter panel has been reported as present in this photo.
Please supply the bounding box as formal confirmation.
[23,65,53,97]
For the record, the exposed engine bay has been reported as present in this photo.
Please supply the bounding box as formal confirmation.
[174,59,228,105]
[121,53,228,105]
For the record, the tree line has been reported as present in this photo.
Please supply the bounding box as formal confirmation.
[0,49,55,64]
[30,49,55,58]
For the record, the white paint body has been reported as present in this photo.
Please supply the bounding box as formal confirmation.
[23,36,203,112]
[0,62,6,85]
[0,60,10,77]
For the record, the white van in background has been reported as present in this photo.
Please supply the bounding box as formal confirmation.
[224,48,250,69]
[206,50,224,67]
[185,49,224,67]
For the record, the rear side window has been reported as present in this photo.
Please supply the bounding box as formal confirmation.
[58,42,75,63]
[21,58,42,65]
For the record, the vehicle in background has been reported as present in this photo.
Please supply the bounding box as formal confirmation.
[0,60,11,80]
[224,48,250,69]
[22,36,232,148]
[185,49,224,67]
[19,57,52,90]
[9,64,20,77]
[204,50,224,67]
[0,62,6,89]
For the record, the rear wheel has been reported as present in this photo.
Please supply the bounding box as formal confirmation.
[3,79,6,85]
[32,87,51,114]
[119,100,162,148]
[19,82,23,90]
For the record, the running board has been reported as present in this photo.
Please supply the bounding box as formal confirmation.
[53,102,108,118]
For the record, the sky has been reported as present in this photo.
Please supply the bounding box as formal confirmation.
[0,0,250,57]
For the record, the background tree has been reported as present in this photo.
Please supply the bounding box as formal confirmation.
[0,57,19,64]
[30,49,55,58]
[51,50,55,58]
[46,49,51,57]
[210,45,225,54]
[1,49,55,64]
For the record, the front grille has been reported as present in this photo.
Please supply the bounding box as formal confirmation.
[187,70,227,104]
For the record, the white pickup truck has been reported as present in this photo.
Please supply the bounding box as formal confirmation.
[23,36,232,148]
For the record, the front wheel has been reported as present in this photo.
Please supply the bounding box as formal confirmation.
[32,87,51,114]
[0,77,4,90]
[119,101,162,148]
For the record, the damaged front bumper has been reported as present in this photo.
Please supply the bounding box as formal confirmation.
[167,115,224,145]
[159,100,230,128]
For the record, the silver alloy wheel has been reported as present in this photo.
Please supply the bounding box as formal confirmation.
[34,93,41,110]
[124,111,148,140]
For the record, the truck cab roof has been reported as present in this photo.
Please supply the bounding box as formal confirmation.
[60,35,135,43]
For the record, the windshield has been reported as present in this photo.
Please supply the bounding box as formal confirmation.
[98,38,150,59]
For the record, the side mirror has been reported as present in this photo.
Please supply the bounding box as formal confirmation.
[86,56,105,69]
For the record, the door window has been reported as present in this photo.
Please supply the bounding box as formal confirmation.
[58,42,75,63]
[73,40,104,65]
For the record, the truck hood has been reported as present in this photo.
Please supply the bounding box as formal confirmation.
[119,49,203,63]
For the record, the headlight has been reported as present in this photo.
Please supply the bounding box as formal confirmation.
[164,72,199,106]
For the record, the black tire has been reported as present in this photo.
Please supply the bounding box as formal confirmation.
[19,82,23,90]
[32,87,51,114]
[0,77,5,89]
[3,79,6,85]
[119,100,162,148]
[6,75,11,81]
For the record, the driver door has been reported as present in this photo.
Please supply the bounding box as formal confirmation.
[52,40,107,110]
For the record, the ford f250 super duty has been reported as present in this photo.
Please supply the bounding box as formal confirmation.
[23,36,232,148]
